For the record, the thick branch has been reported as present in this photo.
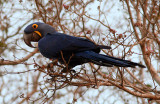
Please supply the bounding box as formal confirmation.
[107,80,160,100]
[0,48,38,65]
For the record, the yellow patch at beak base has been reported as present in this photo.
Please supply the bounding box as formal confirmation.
[34,31,42,37]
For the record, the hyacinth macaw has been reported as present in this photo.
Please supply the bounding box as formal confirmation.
[23,22,145,70]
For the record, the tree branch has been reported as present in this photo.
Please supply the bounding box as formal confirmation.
[0,48,38,65]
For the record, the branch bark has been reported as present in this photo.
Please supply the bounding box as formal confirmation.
[0,48,38,65]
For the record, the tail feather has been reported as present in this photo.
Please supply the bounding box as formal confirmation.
[97,45,111,49]
[75,51,146,68]
[102,54,146,68]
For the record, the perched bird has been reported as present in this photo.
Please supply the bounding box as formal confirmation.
[23,22,146,71]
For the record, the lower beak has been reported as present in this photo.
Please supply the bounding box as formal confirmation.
[23,32,41,48]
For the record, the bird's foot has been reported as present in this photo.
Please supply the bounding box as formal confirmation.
[61,68,76,73]
[60,67,77,76]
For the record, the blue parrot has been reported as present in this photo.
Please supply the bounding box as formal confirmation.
[23,22,145,71]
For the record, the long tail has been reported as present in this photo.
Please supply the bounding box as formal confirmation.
[75,51,146,68]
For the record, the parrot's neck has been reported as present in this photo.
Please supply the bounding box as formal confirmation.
[41,24,57,37]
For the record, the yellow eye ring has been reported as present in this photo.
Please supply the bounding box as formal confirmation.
[32,24,38,29]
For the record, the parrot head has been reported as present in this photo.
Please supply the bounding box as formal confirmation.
[23,22,56,48]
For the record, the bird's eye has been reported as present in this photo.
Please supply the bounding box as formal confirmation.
[32,24,38,29]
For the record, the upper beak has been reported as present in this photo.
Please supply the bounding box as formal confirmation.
[23,32,41,48]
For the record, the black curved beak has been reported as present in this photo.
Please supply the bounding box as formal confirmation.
[23,32,41,48]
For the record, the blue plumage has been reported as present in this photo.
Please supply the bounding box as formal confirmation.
[23,22,146,69]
